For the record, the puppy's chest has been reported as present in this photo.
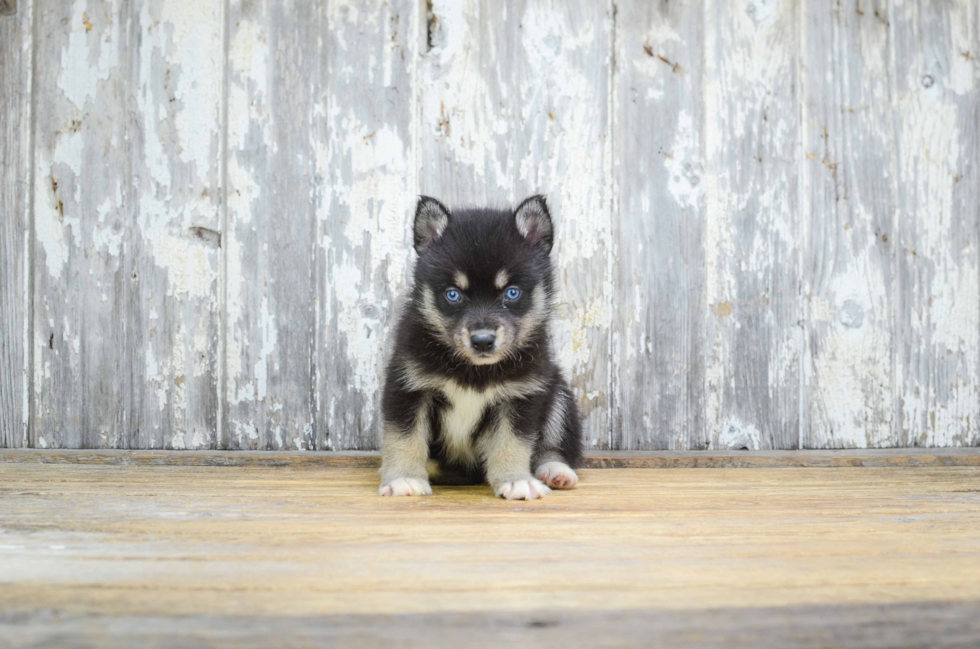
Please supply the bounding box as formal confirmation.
[437,383,497,465]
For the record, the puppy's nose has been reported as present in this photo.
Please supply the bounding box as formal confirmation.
[470,332,496,353]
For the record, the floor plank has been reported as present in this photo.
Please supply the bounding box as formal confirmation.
[1,464,979,646]
[3,601,980,649]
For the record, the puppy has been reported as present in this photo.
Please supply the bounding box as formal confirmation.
[379,195,583,500]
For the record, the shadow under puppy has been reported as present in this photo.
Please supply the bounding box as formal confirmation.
[380,195,583,500]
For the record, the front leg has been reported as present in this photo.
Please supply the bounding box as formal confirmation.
[379,394,432,497]
[533,384,581,490]
[477,407,550,501]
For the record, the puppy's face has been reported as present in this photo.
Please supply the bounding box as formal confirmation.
[419,264,547,366]
[412,196,555,366]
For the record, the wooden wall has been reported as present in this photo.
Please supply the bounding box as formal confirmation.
[1,0,977,451]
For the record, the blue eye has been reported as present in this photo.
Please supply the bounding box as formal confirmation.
[504,287,521,301]
[445,288,461,303]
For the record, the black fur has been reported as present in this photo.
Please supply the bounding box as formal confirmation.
[382,196,583,487]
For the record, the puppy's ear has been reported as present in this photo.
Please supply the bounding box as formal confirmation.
[414,196,451,253]
[514,195,553,253]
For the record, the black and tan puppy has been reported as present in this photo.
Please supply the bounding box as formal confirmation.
[379,196,582,500]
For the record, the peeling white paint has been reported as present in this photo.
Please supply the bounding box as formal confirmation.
[666,112,702,210]
[145,344,168,413]
[233,420,260,446]
[253,296,278,401]
[21,238,30,434]
[223,11,267,413]
[423,1,512,198]
[13,0,980,454]
[223,161,249,405]
[35,129,85,280]
[91,197,123,258]
[171,431,186,450]
[718,419,763,450]
[34,179,69,281]
[154,2,223,176]
[58,2,119,111]
[892,0,980,447]
[141,198,215,299]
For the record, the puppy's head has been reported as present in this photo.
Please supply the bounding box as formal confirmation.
[411,195,555,366]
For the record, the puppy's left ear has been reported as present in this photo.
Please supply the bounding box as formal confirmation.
[514,195,553,253]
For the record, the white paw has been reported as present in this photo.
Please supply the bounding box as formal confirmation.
[379,477,432,497]
[494,477,551,500]
[535,461,578,490]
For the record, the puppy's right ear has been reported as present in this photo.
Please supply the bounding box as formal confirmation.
[414,196,451,253]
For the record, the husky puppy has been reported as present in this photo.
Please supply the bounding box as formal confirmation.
[379,195,582,500]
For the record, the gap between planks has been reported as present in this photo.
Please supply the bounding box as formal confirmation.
[0,448,977,469]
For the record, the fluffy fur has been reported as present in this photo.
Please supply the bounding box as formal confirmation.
[379,196,583,500]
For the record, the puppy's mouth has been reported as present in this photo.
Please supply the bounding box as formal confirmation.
[457,327,507,365]
[465,351,503,365]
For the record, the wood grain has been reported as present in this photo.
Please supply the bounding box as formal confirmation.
[31,0,223,449]
[703,0,802,450]
[3,601,980,648]
[1,463,979,639]
[224,0,320,450]
[420,0,514,206]
[0,0,32,448]
[893,0,980,447]
[2,1,980,451]
[801,0,898,448]
[32,0,136,448]
[612,0,705,450]
[131,0,224,450]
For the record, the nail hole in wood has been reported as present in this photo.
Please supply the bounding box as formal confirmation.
[188,226,221,248]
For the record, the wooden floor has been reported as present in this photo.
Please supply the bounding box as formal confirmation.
[2,459,980,647]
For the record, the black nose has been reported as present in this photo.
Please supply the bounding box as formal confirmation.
[470,332,496,353]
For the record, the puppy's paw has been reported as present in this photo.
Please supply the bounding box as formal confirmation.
[493,477,551,500]
[379,477,432,497]
[535,461,579,490]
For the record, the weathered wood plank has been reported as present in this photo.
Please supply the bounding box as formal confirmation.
[801,0,898,448]
[421,0,613,448]
[420,1,513,207]
[32,0,136,448]
[1,464,980,627]
[893,0,980,447]
[223,0,320,450]
[4,601,980,649]
[612,0,705,449]
[703,0,802,450]
[8,0,980,453]
[131,1,224,449]
[2,447,979,469]
[0,0,32,448]
[314,0,418,450]
[32,0,224,448]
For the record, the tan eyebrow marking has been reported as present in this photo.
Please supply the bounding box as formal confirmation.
[453,271,469,290]
[494,269,509,290]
